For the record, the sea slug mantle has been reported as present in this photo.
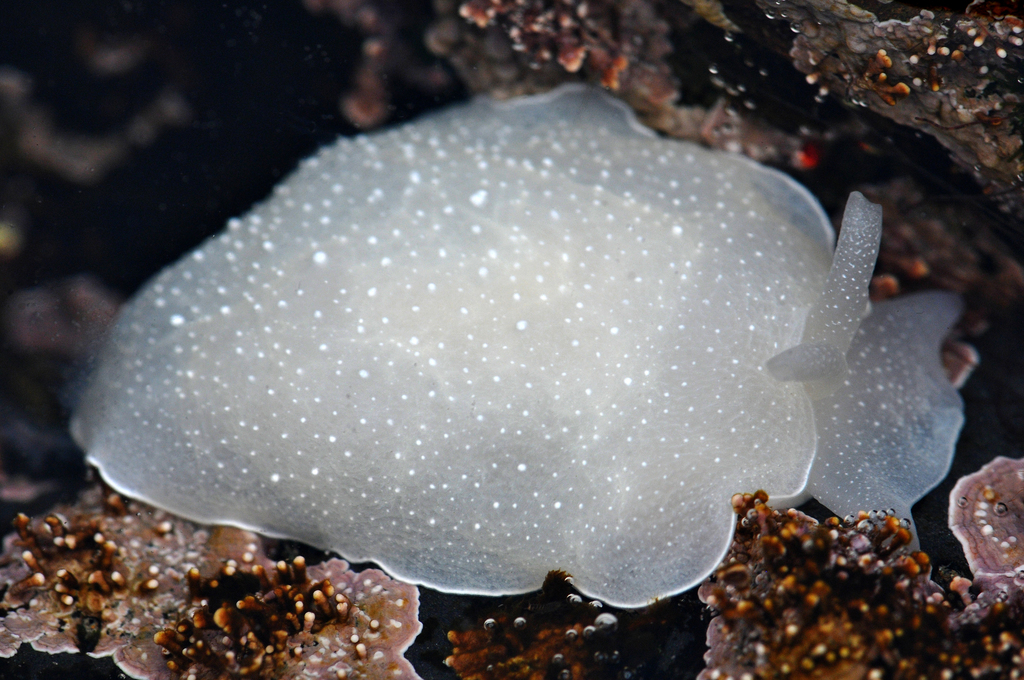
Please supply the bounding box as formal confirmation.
[72,85,965,607]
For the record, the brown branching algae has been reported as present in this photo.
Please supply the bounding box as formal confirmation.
[0,482,422,680]
[155,557,421,680]
[0,482,240,672]
[700,491,1024,679]
[445,570,694,680]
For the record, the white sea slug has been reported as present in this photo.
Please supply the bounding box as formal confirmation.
[72,85,964,608]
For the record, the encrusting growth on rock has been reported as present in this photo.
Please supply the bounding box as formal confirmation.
[699,491,1024,680]
[949,455,1024,596]
[156,556,420,680]
[444,483,1024,680]
[692,0,1024,215]
[445,570,697,680]
[426,0,678,116]
[862,178,1024,319]
[0,481,422,680]
[0,482,233,672]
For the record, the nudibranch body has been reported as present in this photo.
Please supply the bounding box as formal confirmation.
[73,85,964,607]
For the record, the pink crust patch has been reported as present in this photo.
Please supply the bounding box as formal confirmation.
[0,483,422,680]
[941,337,980,390]
[949,455,1024,589]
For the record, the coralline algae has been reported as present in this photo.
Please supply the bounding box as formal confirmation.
[0,485,422,680]
[950,455,1024,591]
[72,85,964,607]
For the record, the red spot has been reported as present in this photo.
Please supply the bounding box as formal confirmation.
[794,142,821,170]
